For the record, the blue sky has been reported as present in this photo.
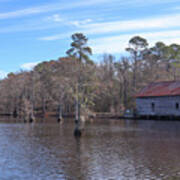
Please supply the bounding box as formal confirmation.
[1,0,180,78]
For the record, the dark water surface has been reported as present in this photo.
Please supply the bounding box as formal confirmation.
[0,118,180,180]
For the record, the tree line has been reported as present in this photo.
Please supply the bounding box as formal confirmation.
[1,33,180,119]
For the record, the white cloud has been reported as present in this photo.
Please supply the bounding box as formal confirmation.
[172,6,180,10]
[70,19,93,27]
[0,0,178,33]
[90,30,180,54]
[46,14,63,22]
[82,13,180,35]
[39,32,72,41]
[0,0,14,2]
[39,13,180,41]
[0,0,110,19]
[0,0,178,19]
[0,70,7,79]
[0,7,44,19]
[20,62,39,70]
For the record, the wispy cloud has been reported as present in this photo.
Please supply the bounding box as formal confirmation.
[46,14,63,22]
[39,32,71,41]
[0,0,110,19]
[39,13,180,41]
[0,12,94,33]
[0,7,45,19]
[90,30,180,54]
[0,0,15,2]
[0,0,179,19]
[0,0,179,33]
[45,14,93,26]
[70,19,93,27]
[0,70,7,79]
[40,29,180,54]
[171,5,180,10]
[82,13,180,34]
[20,62,39,71]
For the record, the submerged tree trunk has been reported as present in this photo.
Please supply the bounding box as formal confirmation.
[29,104,35,123]
[57,104,63,123]
[21,98,34,123]
[42,96,46,116]
[74,100,81,137]
[13,107,18,118]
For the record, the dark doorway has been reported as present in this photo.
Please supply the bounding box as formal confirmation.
[176,103,179,110]
[151,103,155,112]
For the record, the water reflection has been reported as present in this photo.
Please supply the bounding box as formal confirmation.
[0,119,180,179]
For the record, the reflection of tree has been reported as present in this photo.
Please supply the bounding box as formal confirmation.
[2,119,180,179]
[24,121,90,179]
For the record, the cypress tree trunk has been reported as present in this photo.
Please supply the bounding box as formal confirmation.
[74,100,81,137]
[57,104,63,123]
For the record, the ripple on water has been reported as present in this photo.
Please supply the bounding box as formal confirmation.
[0,119,180,179]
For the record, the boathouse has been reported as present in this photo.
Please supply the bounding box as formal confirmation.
[136,81,180,118]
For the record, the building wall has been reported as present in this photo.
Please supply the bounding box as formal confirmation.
[136,96,180,116]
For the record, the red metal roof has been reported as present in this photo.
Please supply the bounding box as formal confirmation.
[136,81,180,98]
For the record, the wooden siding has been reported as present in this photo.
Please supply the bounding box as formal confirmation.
[136,96,180,116]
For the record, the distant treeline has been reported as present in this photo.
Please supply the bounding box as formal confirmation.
[0,33,180,116]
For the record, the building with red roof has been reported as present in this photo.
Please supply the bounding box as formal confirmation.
[136,81,180,117]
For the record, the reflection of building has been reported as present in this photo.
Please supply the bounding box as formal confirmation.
[136,81,180,118]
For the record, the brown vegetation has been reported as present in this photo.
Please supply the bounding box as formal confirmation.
[0,34,180,118]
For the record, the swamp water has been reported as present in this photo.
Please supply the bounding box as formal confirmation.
[0,118,180,180]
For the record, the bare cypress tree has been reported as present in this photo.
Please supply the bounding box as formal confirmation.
[66,33,92,137]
